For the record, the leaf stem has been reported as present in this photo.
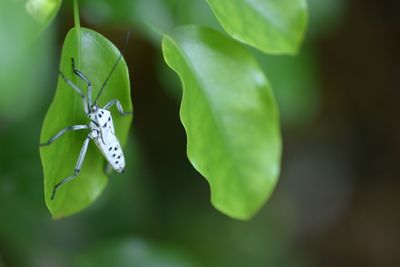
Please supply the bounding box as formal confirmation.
[73,0,81,71]
[73,0,80,28]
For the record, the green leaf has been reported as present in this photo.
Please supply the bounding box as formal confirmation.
[40,27,133,219]
[0,0,61,119]
[204,0,308,54]
[162,26,281,220]
[0,0,61,40]
[24,0,62,30]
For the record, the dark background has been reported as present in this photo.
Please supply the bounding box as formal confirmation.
[0,0,399,266]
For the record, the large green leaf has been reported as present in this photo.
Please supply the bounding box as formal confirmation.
[162,26,281,220]
[204,0,308,54]
[40,27,133,218]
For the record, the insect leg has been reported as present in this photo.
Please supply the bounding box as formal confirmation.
[59,71,89,114]
[51,137,90,200]
[71,58,93,106]
[40,125,88,147]
[103,99,133,116]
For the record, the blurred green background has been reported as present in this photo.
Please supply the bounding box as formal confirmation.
[1,0,399,266]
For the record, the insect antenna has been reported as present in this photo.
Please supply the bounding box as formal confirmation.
[93,30,132,104]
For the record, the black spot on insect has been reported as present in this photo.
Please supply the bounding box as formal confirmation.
[117,155,121,159]
[112,154,116,157]
[108,147,112,151]
[108,117,111,121]
[114,147,118,151]
[102,122,107,128]
[101,111,104,114]
[115,161,119,164]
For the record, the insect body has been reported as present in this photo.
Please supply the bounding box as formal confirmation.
[41,57,131,200]
[89,107,125,172]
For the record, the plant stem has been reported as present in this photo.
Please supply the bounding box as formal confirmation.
[73,0,81,81]
[73,0,80,28]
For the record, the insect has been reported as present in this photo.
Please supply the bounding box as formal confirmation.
[41,53,132,200]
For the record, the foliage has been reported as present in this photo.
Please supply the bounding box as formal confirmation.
[0,0,61,119]
[36,0,307,219]
[0,0,356,266]
[40,27,133,218]
[163,25,281,219]
[205,0,308,54]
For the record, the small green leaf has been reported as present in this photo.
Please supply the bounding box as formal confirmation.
[204,0,308,54]
[0,0,61,40]
[25,0,62,28]
[0,0,61,119]
[40,27,133,219]
[162,26,281,220]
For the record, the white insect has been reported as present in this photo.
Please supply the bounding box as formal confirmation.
[41,57,131,200]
